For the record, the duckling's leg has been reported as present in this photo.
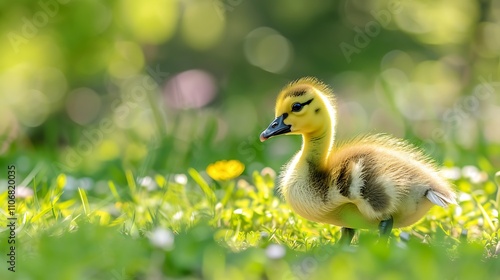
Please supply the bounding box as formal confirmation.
[378,216,393,236]
[339,227,355,245]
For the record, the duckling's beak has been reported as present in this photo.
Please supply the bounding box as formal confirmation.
[260,114,291,142]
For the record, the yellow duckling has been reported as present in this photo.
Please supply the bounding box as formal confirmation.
[260,77,456,243]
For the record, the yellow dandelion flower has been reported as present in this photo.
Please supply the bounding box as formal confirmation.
[206,160,245,181]
[115,201,129,211]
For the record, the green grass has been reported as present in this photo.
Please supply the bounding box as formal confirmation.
[1,161,499,279]
[1,100,499,279]
[2,0,500,278]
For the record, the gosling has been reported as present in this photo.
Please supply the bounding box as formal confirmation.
[260,77,456,244]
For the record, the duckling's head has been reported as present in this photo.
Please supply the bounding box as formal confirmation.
[260,77,337,142]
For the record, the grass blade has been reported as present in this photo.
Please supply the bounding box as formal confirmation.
[188,168,216,206]
[108,180,121,201]
[78,188,90,215]
[472,193,495,232]
[125,169,137,194]
[30,207,53,222]
[495,171,500,230]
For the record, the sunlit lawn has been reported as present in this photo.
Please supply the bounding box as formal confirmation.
[3,0,500,279]
[1,77,499,279]
[1,145,499,279]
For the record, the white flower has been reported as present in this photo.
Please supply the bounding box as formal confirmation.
[138,176,157,191]
[16,186,34,198]
[266,244,286,259]
[174,174,188,185]
[462,165,479,178]
[461,165,487,184]
[149,228,174,251]
[458,192,472,201]
[440,167,461,180]
[173,211,183,220]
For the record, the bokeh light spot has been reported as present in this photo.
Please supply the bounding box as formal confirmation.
[126,143,147,162]
[17,90,50,127]
[380,50,415,73]
[37,67,68,103]
[0,110,19,154]
[394,0,478,45]
[108,41,144,79]
[478,22,500,57]
[97,139,120,161]
[244,27,293,73]
[164,70,217,109]
[66,88,102,125]
[87,0,113,35]
[121,0,178,44]
[181,1,225,50]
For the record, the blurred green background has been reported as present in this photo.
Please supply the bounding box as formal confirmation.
[1,1,500,279]
[1,0,500,178]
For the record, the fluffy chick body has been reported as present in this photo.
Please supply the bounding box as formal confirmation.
[261,77,456,231]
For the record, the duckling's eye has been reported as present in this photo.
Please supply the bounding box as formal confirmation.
[291,103,303,112]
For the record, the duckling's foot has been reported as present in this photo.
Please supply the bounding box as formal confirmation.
[339,227,355,245]
[378,217,393,237]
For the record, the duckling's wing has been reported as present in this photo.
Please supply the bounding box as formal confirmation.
[425,190,457,207]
